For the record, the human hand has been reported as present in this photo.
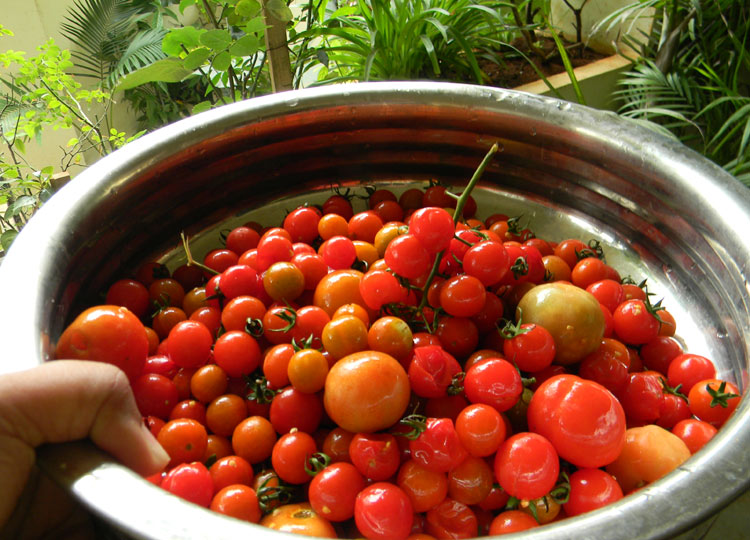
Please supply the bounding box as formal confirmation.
[0,360,169,535]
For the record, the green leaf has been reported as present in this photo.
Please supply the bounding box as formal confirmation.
[212,50,231,71]
[6,195,36,218]
[162,26,205,57]
[40,166,54,175]
[244,17,267,35]
[183,47,212,70]
[236,0,261,18]
[192,101,213,114]
[229,35,261,57]
[114,58,194,91]
[179,0,196,13]
[1,230,18,252]
[265,0,293,23]
[200,29,232,52]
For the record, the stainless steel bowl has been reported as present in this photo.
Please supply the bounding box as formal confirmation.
[1,82,749,539]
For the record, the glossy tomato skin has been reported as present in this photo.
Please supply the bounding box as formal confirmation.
[564,468,623,517]
[55,305,148,382]
[605,425,690,493]
[408,345,462,398]
[161,462,213,507]
[409,417,468,473]
[463,357,522,413]
[425,498,478,539]
[261,502,337,537]
[517,282,605,365]
[355,483,414,540]
[324,350,410,433]
[527,374,626,468]
[494,432,560,500]
[349,432,401,481]
[688,378,741,427]
[308,462,366,522]
[502,323,556,372]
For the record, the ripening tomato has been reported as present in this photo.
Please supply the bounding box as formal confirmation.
[455,403,506,457]
[527,374,626,468]
[324,350,410,433]
[397,459,448,513]
[55,305,148,382]
[157,418,208,468]
[209,455,254,492]
[261,503,337,537]
[313,269,366,317]
[517,282,605,365]
[447,455,494,505]
[605,425,690,493]
[439,274,487,318]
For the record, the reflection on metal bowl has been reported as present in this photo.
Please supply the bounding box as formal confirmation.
[1,82,749,539]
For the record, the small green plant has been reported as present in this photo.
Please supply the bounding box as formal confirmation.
[291,0,511,85]
[116,0,278,115]
[597,0,750,184]
[0,26,141,253]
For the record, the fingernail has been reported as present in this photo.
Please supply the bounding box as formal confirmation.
[141,423,170,468]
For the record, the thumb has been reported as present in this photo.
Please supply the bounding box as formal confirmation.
[0,360,169,526]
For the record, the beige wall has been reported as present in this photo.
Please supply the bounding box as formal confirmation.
[550,0,652,55]
[1,0,85,174]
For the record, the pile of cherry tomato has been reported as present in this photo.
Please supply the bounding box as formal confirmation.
[54,179,742,539]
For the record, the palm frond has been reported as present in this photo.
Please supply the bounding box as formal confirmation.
[60,0,135,81]
[106,28,167,87]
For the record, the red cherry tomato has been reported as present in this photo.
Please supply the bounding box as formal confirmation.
[408,417,468,473]
[527,374,626,468]
[407,345,462,398]
[463,357,522,413]
[55,305,148,382]
[494,432,560,500]
[564,468,623,517]
[354,483,414,540]
[161,461,213,507]
[308,462,366,522]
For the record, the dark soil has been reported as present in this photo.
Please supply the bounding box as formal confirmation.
[479,37,609,88]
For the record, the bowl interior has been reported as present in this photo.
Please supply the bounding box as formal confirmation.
[2,82,750,539]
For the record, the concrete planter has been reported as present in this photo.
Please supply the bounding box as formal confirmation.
[514,53,632,111]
